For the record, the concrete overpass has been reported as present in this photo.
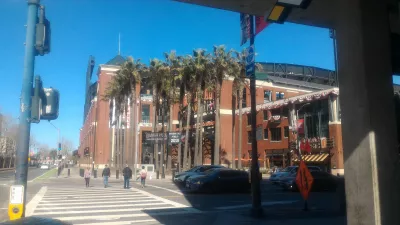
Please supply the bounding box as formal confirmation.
[176,1,400,225]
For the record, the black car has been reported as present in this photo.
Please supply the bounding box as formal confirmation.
[186,168,250,193]
[173,165,224,185]
[281,171,339,192]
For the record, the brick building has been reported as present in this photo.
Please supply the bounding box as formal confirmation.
[78,55,344,175]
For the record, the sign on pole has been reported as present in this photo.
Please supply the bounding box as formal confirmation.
[295,160,314,210]
[145,132,167,142]
[168,132,181,144]
[8,185,24,220]
[240,13,251,46]
[245,45,255,77]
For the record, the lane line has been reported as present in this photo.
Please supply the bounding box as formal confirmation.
[143,184,184,196]
[25,186,47,216]
[215,200,298,210]
[29,169,57,183]
[54,210,201,221]
[33,206,179,215]
[36,199,157,206]
[35,202,169,210]
[74,219,158,225]
[131,187,201,213]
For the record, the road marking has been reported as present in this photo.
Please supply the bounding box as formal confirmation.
[54,210,201,221]
[35,202,169,210]
[42,194,145,200]
[41,197,152,203]
[37,199,156,206]
[25,186,47,216]
[74,219,158,225]
[33,206,179,215]
[215,200,298,210]
[144,184,184,195]
[43,192,132,197]
[29,169,56,183]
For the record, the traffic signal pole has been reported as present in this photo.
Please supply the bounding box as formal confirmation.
[249,15,263,218]
[14,0,40,217]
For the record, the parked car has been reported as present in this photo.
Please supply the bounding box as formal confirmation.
[269,166,298,184]
[281,171,340,192]
[186,168,250,193]
[277,166,322,186]
[173,165,224,186]
[40,164,50,170]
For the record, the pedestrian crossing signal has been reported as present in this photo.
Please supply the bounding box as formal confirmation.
[58,143,61,151]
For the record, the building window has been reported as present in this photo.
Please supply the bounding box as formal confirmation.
[264,90,272,103]
[284,126,289,138]
[270,127,282,141]
[247,131,252,143]
[282,107,289,118]
[141,105,150,123]
[263,111,268,120]
[247,114,252,125]
[271,108,281,116]
[276,92,285,100]
[264,128,268,139]
[242,88,247,108]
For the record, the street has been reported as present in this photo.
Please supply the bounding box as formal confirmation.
[0,168,345,225]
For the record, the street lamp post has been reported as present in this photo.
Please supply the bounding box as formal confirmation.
[295,103,310,160]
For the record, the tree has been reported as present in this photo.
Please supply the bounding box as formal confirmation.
[49,149,58,160]
[210,45,236,165]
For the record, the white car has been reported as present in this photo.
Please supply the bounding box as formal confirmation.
[40,164,50,170]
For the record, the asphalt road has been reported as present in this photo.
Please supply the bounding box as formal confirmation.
[0,167,51,186]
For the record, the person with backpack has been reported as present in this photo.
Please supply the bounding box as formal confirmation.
[139,166,147,188]
[102,164,111,188]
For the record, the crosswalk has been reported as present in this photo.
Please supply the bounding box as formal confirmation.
[27,186,201,225]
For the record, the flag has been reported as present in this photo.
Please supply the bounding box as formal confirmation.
[240,13,251,46]
[255,16,269,36]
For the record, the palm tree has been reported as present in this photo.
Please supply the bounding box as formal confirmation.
[181,55,196,170]
[232,49,247,169]
[211,45,236,165]
[193,49,210,166]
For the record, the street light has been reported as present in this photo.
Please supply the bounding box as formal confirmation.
[295,103,310,160]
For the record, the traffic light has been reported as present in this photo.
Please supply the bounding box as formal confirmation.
[31,76,43,123]
[35,6,51,56]
[58,143,61,151]
[84,147,89,156]
[40,88,60,121]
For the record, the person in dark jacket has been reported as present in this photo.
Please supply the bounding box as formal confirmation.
[122,164,132,189]
[102,164,111,188]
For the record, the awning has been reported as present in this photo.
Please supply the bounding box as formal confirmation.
[292,153,329,163]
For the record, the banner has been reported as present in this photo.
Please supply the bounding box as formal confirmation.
[240,13,251,46]
[255,16,269,35]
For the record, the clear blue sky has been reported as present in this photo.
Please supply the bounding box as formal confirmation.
[1,0,399,149]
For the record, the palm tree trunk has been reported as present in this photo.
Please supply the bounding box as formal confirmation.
[194,88,202,166]
[119,113,123,170]
[183,94,192,170]
[214,83,221,165]
[198,97,204,165]
[177,117,183,172]
[238,88,243,169]
[232,94,236,169]
[167,102,173,171]
[131,88,137,168]
[152,85,159,176]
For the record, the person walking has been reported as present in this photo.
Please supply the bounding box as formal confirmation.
[102,164,111,188]
[139,166,147,188]
[122,164,132,189]
[84,167,91,188]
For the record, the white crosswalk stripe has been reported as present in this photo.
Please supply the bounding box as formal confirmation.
[28,186,201,225]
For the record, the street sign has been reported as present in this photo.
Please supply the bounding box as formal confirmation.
[8,185,24,220]
[295,160,314,200]
[169,132,181,144]
[256,126,263,141]
[145,132,167,142]
[245,45,255,77]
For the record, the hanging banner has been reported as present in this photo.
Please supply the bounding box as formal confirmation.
[297,119,305,134]
[240,13,251,46]
[255,16,269,35]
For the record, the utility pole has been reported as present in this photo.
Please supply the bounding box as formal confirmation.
[248,15,262,218]
[13,0,40,218]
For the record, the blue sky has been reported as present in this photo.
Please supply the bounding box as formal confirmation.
[1,0,399,149]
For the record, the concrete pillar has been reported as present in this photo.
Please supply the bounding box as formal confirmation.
[336,0,400,224]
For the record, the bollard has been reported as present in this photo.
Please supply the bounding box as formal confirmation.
[171,169,176,181]
[79,168,84,177]
[68,168,70,177]
[156,171,160,179]
[93,170,97,178]
[116,170,119,179]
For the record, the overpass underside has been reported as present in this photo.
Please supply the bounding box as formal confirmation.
[176,0,400,224]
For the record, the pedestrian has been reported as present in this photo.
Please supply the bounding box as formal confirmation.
[102,164,111,188]
[139,166,147,188]
[84,167,91,188]
[122,164,132,189]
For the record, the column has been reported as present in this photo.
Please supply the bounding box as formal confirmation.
[328,94,343,175]
[336,0,400,224]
